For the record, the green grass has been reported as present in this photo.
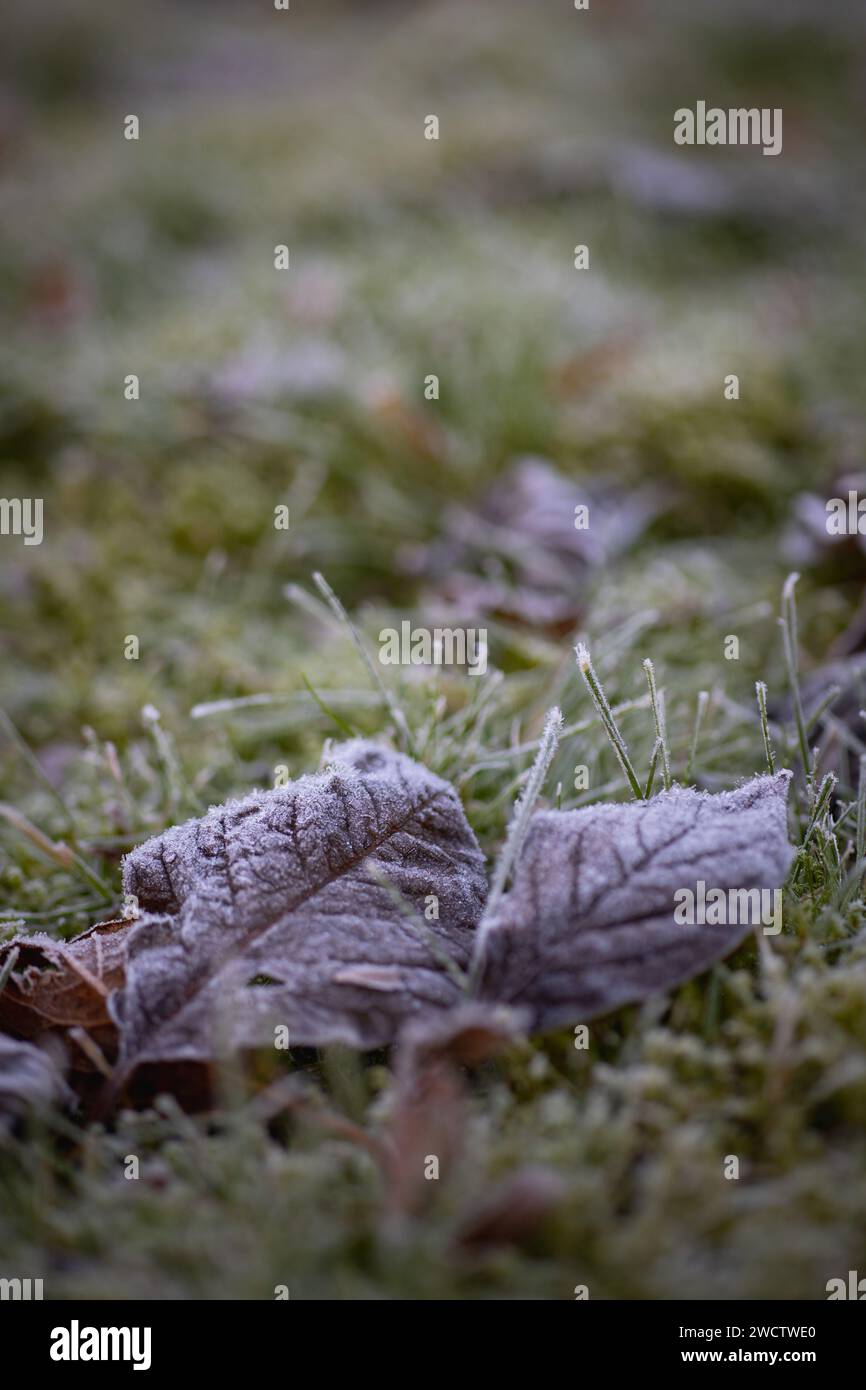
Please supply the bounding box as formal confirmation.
[2,0,866,1299]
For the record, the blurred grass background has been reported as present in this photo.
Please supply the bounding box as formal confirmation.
[2,0,866,1299]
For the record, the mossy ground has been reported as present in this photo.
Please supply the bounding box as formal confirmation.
[2,0,866,1299]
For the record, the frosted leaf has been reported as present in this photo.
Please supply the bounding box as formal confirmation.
[473,773,794,1031]
[0,743,798,1118]
[0,919,127,1053]
[110,740,486,1091]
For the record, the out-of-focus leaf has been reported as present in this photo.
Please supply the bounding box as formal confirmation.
[0,1032,71,1136]
[399,1000,528,1069]
[406,456,666,633]
[383,1046,465,1218]
[455,1165,567,1251]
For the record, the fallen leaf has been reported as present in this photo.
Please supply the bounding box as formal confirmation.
[399,1000,528,1069]
[473,773,794,1032]
[383,1038,466,1218]
[0,743,799,1123]
[381,1002,528,1218]
[455,1165,567,1252]
[769,659,866,787]
[0,919,127,1063]
[109,740,487,1097]
[0,1033,71,1136]
[783,472,866,576]
[405,456,665,633]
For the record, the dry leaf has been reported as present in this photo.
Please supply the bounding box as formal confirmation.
[455,1165,567,1251]
[0,1033,71,1135]
[109,740,487,1095]
[0,743,797,1123]
[382,1003,527,1218]
[405,456,665,633]
[0,919,127,1063]
[474,773,794,1032]
[399,1000,528,1069]
[384,1038,466,1218]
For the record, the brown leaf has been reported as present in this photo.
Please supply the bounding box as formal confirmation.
[0,918,127,1064]
[381,1003,526,1218]
[383,1048,465,1218]
[455,1166,567,1251]
[399,1000,528,1069]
